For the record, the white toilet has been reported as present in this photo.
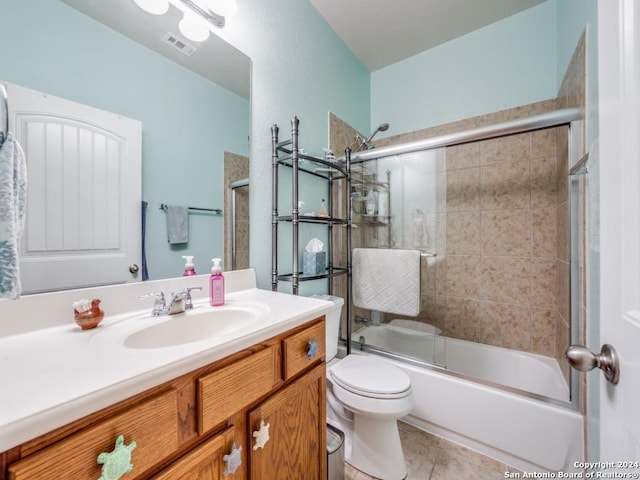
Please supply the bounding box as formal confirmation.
[316,295,414,480]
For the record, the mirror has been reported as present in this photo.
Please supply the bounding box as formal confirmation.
[2,0,251,292]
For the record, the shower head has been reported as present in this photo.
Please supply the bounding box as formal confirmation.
[363,123,390,148]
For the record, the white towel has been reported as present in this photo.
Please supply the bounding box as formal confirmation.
[353,248,421,316]
[0,133,27,299]
[165,205,188,244]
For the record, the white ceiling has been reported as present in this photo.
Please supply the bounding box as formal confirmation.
[308,0,549,71]
[60,0,548,97]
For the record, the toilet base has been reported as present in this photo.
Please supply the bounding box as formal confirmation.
[348,414,407,480]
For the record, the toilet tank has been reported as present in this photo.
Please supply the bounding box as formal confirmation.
[311,295,344,361]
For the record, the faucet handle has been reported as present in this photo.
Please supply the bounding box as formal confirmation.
[140,292,167,316]
[182,286,203,309]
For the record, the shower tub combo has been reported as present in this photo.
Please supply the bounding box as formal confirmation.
[342,108,585,474]
[350,322,583,473]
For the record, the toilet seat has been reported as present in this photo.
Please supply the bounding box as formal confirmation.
[329,355,411,399]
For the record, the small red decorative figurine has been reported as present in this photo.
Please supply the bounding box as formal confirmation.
[73,298,105,330]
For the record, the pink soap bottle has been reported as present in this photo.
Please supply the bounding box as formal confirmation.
[209,258,225,306]
[182,256,197,276]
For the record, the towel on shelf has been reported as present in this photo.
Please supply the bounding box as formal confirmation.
[352,248,421,317]
[165,205,189,244]
[0,133,27,299]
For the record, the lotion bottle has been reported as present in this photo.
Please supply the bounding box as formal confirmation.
[182,256,197,276]
[209,258,225,306]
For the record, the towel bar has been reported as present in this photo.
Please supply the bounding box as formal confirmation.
[159,203,223,215]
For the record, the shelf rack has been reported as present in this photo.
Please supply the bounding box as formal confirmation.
[271,117,352,313]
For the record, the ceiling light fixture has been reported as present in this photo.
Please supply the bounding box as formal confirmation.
[132,0,237,39]
[133,0,170,15]
[179,10,210,41]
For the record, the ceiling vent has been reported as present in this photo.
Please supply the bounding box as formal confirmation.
[162,33,197,56]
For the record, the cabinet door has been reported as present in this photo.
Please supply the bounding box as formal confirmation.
[151,427,237,480]
[248,364,326,480]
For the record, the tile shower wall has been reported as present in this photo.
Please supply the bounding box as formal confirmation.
[435,128,561,356]
[224,152,250,271]
[330,103,568,363]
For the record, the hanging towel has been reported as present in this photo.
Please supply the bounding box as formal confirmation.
[352,248,421,316]
[0,133,27,299]
[165,205,189,244]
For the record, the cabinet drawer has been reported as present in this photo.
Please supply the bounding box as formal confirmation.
[198,345,278,434]
[283,319,325,380]
[9,389,179,480]
[151,426,236,479]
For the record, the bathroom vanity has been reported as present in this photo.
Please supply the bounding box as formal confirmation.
[0,270,330,480]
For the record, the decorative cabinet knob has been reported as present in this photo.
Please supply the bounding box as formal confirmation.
[129,264,139,274]
[252,420,270,451]
[96,434,137,480]
[307,340,318,360]
[222,442,242,476]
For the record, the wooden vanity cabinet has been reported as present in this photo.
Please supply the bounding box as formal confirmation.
[249,363,326,480]
[1,317,327,480]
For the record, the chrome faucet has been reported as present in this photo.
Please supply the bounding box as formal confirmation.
[140,287,202,316]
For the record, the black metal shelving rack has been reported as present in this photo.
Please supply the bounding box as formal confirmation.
[271,117,352,335]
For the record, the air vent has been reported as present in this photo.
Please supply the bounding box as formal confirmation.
[162,33,197,56]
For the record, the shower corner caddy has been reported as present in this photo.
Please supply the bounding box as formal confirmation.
[271,116,353,303]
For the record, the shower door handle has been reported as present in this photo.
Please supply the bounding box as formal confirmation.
[565,344,620,385]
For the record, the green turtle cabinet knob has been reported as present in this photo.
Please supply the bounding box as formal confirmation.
[96,434,137,480]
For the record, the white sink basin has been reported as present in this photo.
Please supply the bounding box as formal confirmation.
[123,305,261,349]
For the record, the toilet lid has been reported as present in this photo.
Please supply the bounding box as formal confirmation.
[329,355,411,399]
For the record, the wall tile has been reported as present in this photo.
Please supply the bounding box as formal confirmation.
[481,256,531,305]
[444,255,481,299]
[531,207,557,258]
[481,160,531,210]
[446,143,480,170]
[446,211,481,255]
[557,259,570,323]
[446,167,480,212]
[531,128,557,158]
[421,256,437,295]
[532,156,557,208]
[481,209,531,256]
[443,297,480,342]
[532,308,556,357]
[479,132,530,166]
[479,301,531,350]
[557,200,570,262]
[531,258,557,307]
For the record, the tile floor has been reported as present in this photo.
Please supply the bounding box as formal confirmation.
[344,422,521,479]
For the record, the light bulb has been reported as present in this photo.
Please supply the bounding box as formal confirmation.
[133,0,169,15]
[179,11,210,42]
[206,0,237,17]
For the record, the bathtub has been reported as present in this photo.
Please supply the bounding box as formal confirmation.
[348,324,584,473]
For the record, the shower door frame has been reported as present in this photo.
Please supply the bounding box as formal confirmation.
[345,108,584,410]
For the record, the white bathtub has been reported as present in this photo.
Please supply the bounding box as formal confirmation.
[349,324,584,473]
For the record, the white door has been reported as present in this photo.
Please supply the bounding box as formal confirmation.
[597,0,640,468]
[8,83,142,293]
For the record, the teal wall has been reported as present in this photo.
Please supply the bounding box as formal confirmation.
[370,1,558,137]
[221,0,371,291]
[1,0,250,280]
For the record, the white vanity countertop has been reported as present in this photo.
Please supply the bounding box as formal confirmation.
[0,271,332,452]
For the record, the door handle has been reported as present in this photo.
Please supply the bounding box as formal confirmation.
[129,264,140,274]
[565,344,620,385]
